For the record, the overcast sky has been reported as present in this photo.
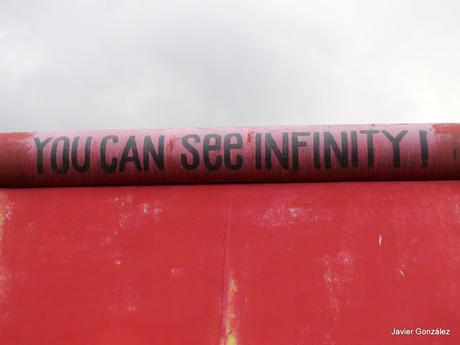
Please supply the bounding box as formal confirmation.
[0,0,459,131]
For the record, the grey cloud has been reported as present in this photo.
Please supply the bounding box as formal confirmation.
[0,0,459,131]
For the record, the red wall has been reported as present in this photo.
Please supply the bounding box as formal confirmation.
[0,181,459,344]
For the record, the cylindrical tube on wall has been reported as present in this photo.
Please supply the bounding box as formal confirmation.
[0,123,459,187]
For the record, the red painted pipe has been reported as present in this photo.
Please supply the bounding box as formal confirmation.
[0,123,459,187]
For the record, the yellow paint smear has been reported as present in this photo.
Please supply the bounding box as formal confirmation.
[221,276,238,345]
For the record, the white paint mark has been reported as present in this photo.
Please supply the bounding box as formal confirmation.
[321,251,355,320]
[288,207,301,218]
[118,213,130,229]
[102,236,112,245]
[338,250,355,266]
[399,270,405,277]
[261,206,307,229]
[142,203,149,213]
[114,260,122,265]
[170,267,184,276]
[378,234,383,247]
[140,203,162,218]
[0,193,11,301]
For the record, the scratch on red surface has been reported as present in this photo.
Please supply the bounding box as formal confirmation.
[0,132,33,154]
[246,132,254,143]
[432,124,460,135]
[0,192,5,255]
[433,125,460,163]
[166,136,177,153]
[0,191,9,302]
[0,132,33,141]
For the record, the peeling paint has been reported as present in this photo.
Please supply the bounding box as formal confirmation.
[170,267,184,277]
[0,191,8,302]
[432,124,460,135]
[139,202,163,219]
[0,267,8,302]
[0,192,4,256]
[221,275,239,345]
[321,251,355,320]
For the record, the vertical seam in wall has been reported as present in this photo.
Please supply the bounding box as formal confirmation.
[219,186,232,344]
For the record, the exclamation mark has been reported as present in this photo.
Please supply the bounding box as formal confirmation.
[419,130,429,168]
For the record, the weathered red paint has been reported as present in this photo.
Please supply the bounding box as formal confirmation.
[0,123,459,344]
[0,181,459,344]
[0,124,459,187]
[433,124,460,135]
